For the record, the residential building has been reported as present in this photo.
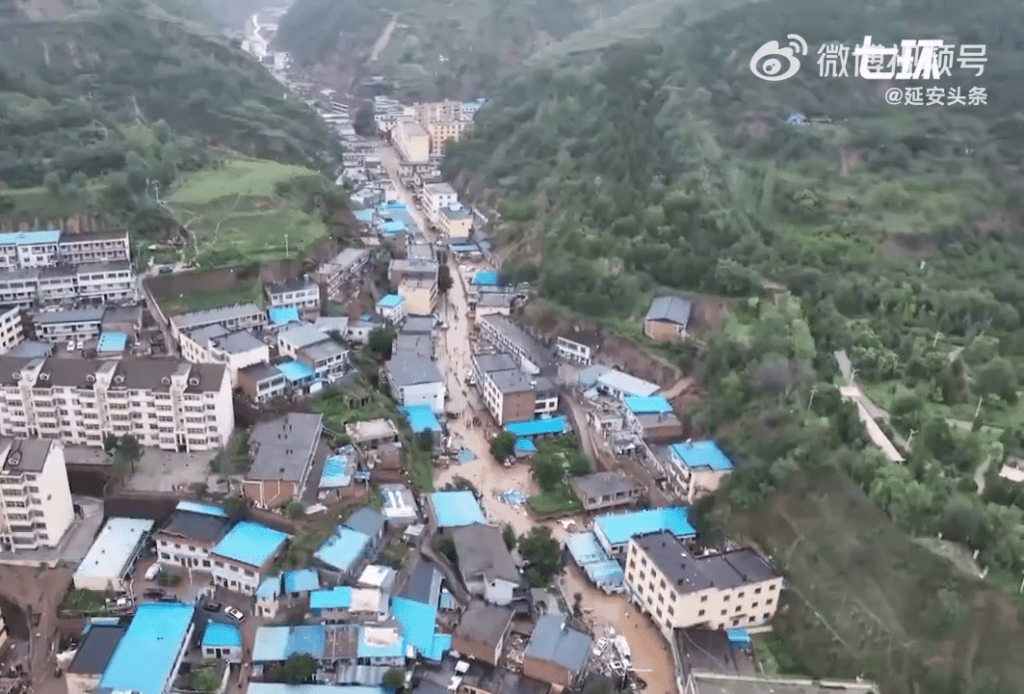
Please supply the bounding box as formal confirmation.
[478,315,556,376]
[438,204,473,240]
[428,491,486,529]
[73,517,154,592]
[0,230,60,270]
[625,396,682,442]
[0,357,234,452]
[394,121,430,164]
[480,365,535,426]
[377,294,405,323]
[422,183,458,227]
[345,318,379,345]
[472,292,513,318]
[451,523,520,605]
[471,353,516,387]
[155,501,232,570]
[0,270,43,307]
[346,418,400,451]
[595,369,660,400]
[625,531,783,632]
[209,521,288,595]
[398,277,437,316]
[265,278,321,313]
[101,305,144,339]
[394,332,432,358]
[533,377,559,417]
[201,622,243,663]
[314,248,371,301]
[242,413,323,508]
[663,441,735,502]
[416,659,550,694]
[379,483,419,525]
[65,622,127,694]
[426,120,469,156]
[451,601,514,665]
[388,245,438,286]
[57,230,131,265]
[593,507,695,559]
[169,304,266,341]
[298,340,349,382]
[522,615,592,688]
[315,526,372,577]
[0,305,24,354]
[413,100,461,123]
[237,363,287,403]
[384,355,446,415]
[278,323,331,358]
[30,307,104,344]
[0,438,74,552]
[309,586,354,623]
[644,296,692,341]
[97,602,195,694]
[346,507,387,552]
[556,329,601,366]
[569,472,644,511]
[74,262,138,302]
[401,315,436,336]
[179,325,270,386]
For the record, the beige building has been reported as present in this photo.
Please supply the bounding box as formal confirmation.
[662,441,735,502]
[0,356,234,453]
[451,601,514,665]
[0,305,24,354]
[399,277,437,316]
[569,471,643,511]
[394,121,430,164]
[439,203,473,240]
[0,438,74,553]
[625,531,782,633]
[644,295,692,342]
[427,120,469,155]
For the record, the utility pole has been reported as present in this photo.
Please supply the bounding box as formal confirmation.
[974,396,984,421]
[807,385,817,412]
[907,429,917,448]
[933,331,941,347]
[285,233,290,257]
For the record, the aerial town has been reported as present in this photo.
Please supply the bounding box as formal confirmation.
[0,17,880,694]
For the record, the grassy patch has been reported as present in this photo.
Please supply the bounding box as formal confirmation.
[3,185,103,217]
[156,277,264,314]
[167,157,328,265]
[62,588,108,615]
[528,488,581,515]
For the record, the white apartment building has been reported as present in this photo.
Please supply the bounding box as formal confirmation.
[277,324,330,359]
[556,330,601,366]
[625,531,783,634]
[422,183,458,227]
[31,307,105,344]
[265,278,321,313]
[0,230,131,271]
[313,248,371,301]
[0,262,138,309]
[384,355,446,415]
[179,324,270,387]
[0,230,60,270]
[0,438,74,553]
[0,356,234,452]
[57,230,131,265]
[169,304,266,341]
[478,314,556,376]
[0,305,24,354]
[394,121,430,164]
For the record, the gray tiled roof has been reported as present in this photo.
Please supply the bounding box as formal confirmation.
[488,369,532,394]
[524,615,591,674]
[0,438,54,472]
[247,412,323,482]
[645,295,692,327]
[385,355,442,386]
[171,303,263,330]
[279,324,331,349]
[32,307,105,324]
[452,524,520,584]
[570,471,641,499]
[633,531,778,593]
[345,507,386,538]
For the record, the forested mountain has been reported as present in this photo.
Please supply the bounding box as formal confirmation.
[0,0,341,231]
[274,0,659,98]
[445,0,1024,691]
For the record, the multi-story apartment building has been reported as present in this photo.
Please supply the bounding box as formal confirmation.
[31,307,105,344]
[0,261,138,308]
[169,303,266,341]
[237,363,287,403]
[625,531,783,634]
[0,230,60,270]
[394,121,430,164]
[265,278,321,314]
[57,230,131,265]
[438,203,473,240]
[313,248,371,301]
[422,183,458,227]
[179,324,270,387]
[481,365,535,426]
[0,438,74,553]
[0,305,25,354]
[555,330,602,366]
[478,315,556,376]
[0,356,234,452]
[426,121,469,156]
[398,277,437,317]
[660,441,736,502]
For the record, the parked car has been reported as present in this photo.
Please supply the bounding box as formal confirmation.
[158,265,174,274]
[201,601,222,613]
[224,606,245,622]
[143,588,165,599]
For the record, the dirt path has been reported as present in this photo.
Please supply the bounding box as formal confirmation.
[656,376,693,400]
[369,13,398,63]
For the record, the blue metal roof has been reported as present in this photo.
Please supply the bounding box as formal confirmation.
[283,569,320,594]
[565,532,608,566]
[391,597,451,661]
[594,507,694,547]
[249,685,384,694]
[474,270,499,285]
[354,209,375,222]
[428,491,485,528]
[320,453,353,489]
[252,625,326,662]
[97,332,128,353]
[310,586,352,609]
[669,440,735,472]
[212,521,288,567]
[203,622,242,648]
[177,500,228,517]
[514,438,536,453]
[450,244,478,252]
[505,417,567,438]
[400,405,441,433]
[99,602,194,694]
[727,628,752,647]
[278,360,316,382]
[357,626,405,659]
[380,220,407,234]
[257,577,281,600]
[269,307,300,325]
[315,527,370,573]
[624,396,672,415]
[0,230,60,246]
[584,560,624,587]
[378,294,404,309]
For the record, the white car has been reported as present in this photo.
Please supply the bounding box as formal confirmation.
[224,606,245,622]
[66,341,75,352]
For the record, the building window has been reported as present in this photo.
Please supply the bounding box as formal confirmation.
[723,594,730,601]
[766,598,774,605]
[700,595,708,602]
[698,609,705,617]
[755,587,762,594]
[720,610,726,616]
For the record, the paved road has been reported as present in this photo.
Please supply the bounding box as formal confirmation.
[369,13,398,63]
